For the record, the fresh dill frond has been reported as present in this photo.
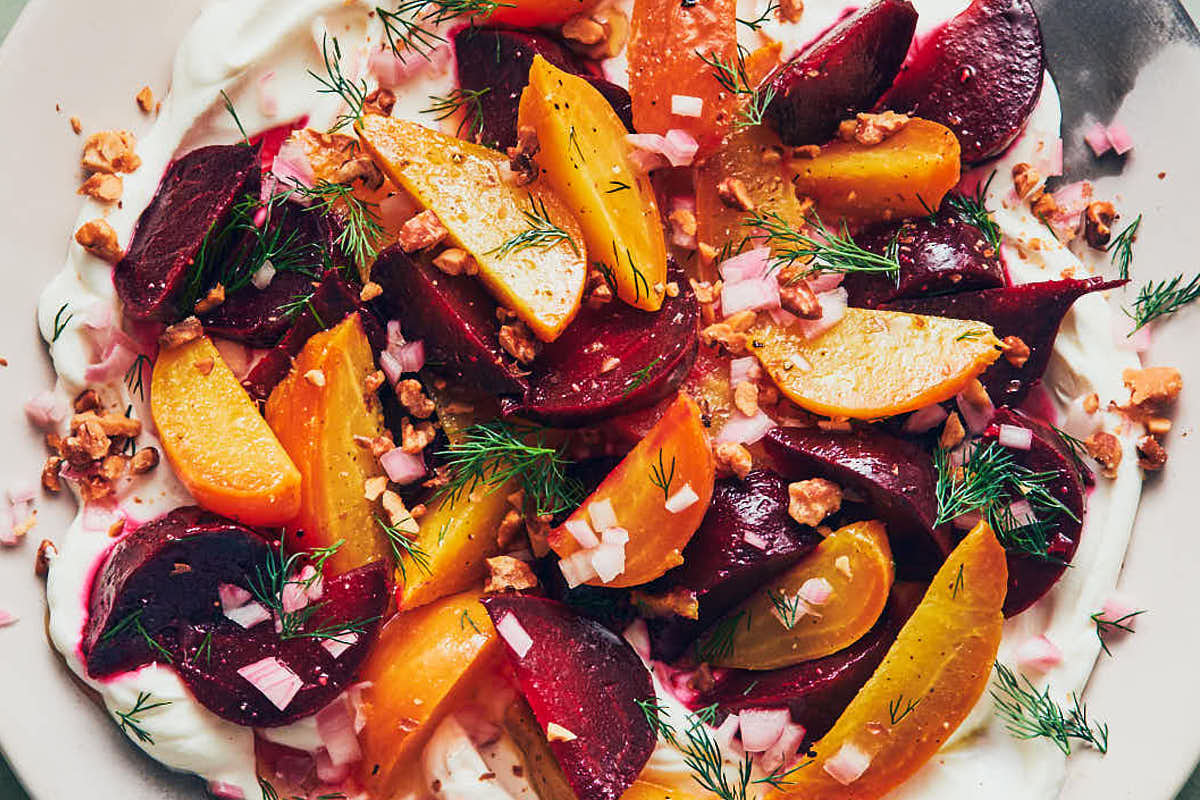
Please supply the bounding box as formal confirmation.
[423,87,491,140]
[695,611,746,663]
[100,608,174,664]
[124,354,151,401]
[460,608,482,633]
[278,290,319,323]
[637,698,679,746]
[1090,609,1145,657]
[377,0,514,62]
[605,180,632,194]
[951,563,965,599]
[888,694,921,725]
[220,89,251,147]
[194,629,214,666]
[435,420,583,516]
[1107,213,1141,280]
[954,329,987,342]
[376,514,432,581]
[487,195,579,259]
[766,587,804,630]
[737,0,779,30]
[247,540,369,642]
[622,355,664,397]
[283,180,386,268]
[51,302,73,343]
[610,240,652,302]
[697,47,776,129]
[1126,272,1200,332]
[114,691,171,745]
[1049,423,1092,483]
[648,449,677,501]
[944,171,1001,250]
[745,210,900,279]
[309,35,368,133]
[991,662,1109,755]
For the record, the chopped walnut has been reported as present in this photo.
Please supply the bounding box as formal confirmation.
[79,173,123,203]
[788,478,842,526]
[779,279,821,319]
[484,555,539,593]
[382,490,420,532]
[75,219,122,262]
[98,454,128,482]
[585,270,614,309]
[700,322,748,355]
[364,475,388,502]
[1082,392,1100,415]
[355,432,396,458]
[506,125,541,186]
[77,412,141,439]
[359,281,383,303]
[717,177,755,212]
[73,389,100,413]
[1084,431,1122,478]
[193,283,226,314]
[1030,192,1058,220]
[401,418,437,454]
[433,247,479,276]
[960,377,991,412]
[41,456,63,493]
[940,411,966,450]
[499,322,540,365]
[579,5,629,60]
[497,509,525,550]
[1000,335,1031,368]
[129,447,160,475]
[546,723,577,743]
[562,14,606,45]
[364,370,386,395]
[304,369,326,387]
[714,442,753,479]
[136,86,155,113]
[13,510,37,539]
[665,281,680,298]
[1083,201,1117,249]
[777,0,804,21]
[69,116,82,135]
[525,513,552,557]
[847,111,910,146]
[631,587,700,619]
[81,130,141,174]
[35,539,58,577]
[690,278,722,322]
[364,87,397,116]
[332,156,385,191]
[733,381,759,417]
[1146,417,1172,436]
[1136,434,1167,471]
[792,144,821,159]
[600,356,621,373]
[159,316,203,349]
[1011,162,1042,199]
[668,207,698,237]
[1123,366,1182,415]
[398,210,449,252]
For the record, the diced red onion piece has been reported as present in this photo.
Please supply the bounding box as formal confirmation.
[0,610,17,628]
[379,350,404,386]
[314,748,350,784]
[713,713,740,750]
[662,129,700,166]
[823,742,872,785]
[739,708,789,753]
[281,580,310,614]
[768,306,800,327]
[1098,593,1140,629]
[496,611,535,658]
[1015,635,1063,673]
[1084,121,1111,157]
[903,403,949,434]
[805,272,844,294]
[722,277,781,315]
[997,424,1033,450]
[627,146,670,173]
[665,483,700,514]
[316,694,363,766]
[760,722,807,775]
[716,410,777,445]
[271,139,315,190]
[792,288,847,340]
[24,390,67,432]
[299,565,324,602]
[565,519,600,549]
[368,42,451,87]
[743,530,769,550]
[625,134,671,172]
[956,390,995,434]
[256,71,278,118]
[671,94,704,117]
[587,499,618,532]
[623,619,652,662]
[395,340,425,373]
[207,781,245,800]
[672,223,697,249]
[85,341,139,384]
[601,527,630,545]
[1112,312,1151,352]
[798,577,833,606]
[718,247,772,283]
[379,447,426,485]
[590,542,626,583]
[224,601,272,630]
[1050,181,1092,219]
[1106,122,1134,155]
[237,656,303,711]
[251,261,276,290]
[321,631,359,660]
[1005,499,1037,528]
[558,550,599,588]
[218,583,252,611]
[385,320,405,352]
[729,356,762,386]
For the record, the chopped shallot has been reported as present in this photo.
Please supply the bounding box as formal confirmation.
[1084,120,1111,157]
[665,484,700,514]
[1097,593,1140,629]
[903,403,948,434]
[590,542,626,583]
[798,577,833,606]
[24,391,67,431]
[565,519,600,548]
[625,131,698,168]
[496,611,534,658]
[791,287,848,340]
[322,632,359,660]
[587,498,618,532]
[823,742,872,785]
[238,656,303,711]
[1106,122,1134,155]
[997,424,1033,450]
[716,409,777,446]
[395,340,425,373]
[759,721,807,774]
[379,447,426,485]
[224,601,272,630]
[713,713,740,751]
[743,530,769,550]
[316,694,363,766]
[0,610,17,628]
[251,261,276,290]
[739,708,789,752]
[379,350,404,386]
[671,94,704,118]
[729,356,762,385]
[956,388,994,434]
[718,247,771,283]
[721,277,780,316]
[218,583,252,611]
[1004,499,1037,528]
[558,550,599,588]
[271,139,315,190]
[207,781,245,800]
[601,527,630,545]
[1015,635,1063,673]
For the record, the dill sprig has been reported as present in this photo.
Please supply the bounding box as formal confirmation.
[194,630,214,666]
[1090,609,1145,657]
[423,87,491,141]
[283,180,386,268]
[611,241,652,302]
[745,210,900,279]
[766,588,804,630]
[309,35,368,133]
[1049,423,1092,483]
[991,662,1108,755]
[259,775,349,800]
[623,355,664,397]
[376,514,432,581]
[737,0,779,30]
[934,441,1077,560]
[220,89,251,147]
[435,420,583,516]
[1126,272,1200,332]
[100,608,174,664]
[247,540,377,642]
[1107,213,1140,280]
[695,611,747,663]
[377,0,514,62]
[487,195,579,259]
[951,563,965,599]
[114,691,171,745]
[51,302,73,342]
[124,353,150,401]
[638,700,759,800]
[649,449,676,500]
[606,180,632,194]
[460,608,482,633]
[888,694,921,725]
[697,47,776,129]
[944,171,1001,250]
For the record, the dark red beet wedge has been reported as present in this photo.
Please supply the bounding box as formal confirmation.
[454,27,633,150]
[481,595,656,800]
[764,0,917,146]
[883,277,1125,405]
[648,471,822,662]
[174,561,388,727]
[371,244,528,397]
[981,408,1084,616]
[200,204,347,347]
[501,269,698,426]
[692,609,903,742]
[877,0,1044,163]
[115,144,261,321]
[844,212,1006,308]
[763,427,950,576]
[83,506,271,678]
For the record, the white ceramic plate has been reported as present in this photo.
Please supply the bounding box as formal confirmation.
[0,1,1197,798]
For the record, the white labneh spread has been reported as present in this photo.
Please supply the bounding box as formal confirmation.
[36,0,1144,797]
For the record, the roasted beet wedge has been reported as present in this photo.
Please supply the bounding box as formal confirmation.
[115,144,261,321]
[174,561,388,727]
[692,609,902,742]
[83,506,271,678]
[883,277,1125,405]
[455,27,634,150]
[763,427,950,576]
[982,408,1084,616]
[482,595,656,800]
[764,0,917,146]
[501,269,698,425]
[843,213,1006,308]
[648,471,822,662]
[371,244,528,397]
[200,204,347,347]
[878,0,1044,163]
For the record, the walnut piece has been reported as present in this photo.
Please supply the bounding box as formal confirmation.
[499,322,539,365]
[716,177,755,212]
[433,247,479,276]
[939,411,966,450]
[74,219,122,262]
[81,130,141,174]
[562,14,606,45]
[332,156,385,191]
[778,0,804,21]
[506,125,541,186]
[159,316,203,349]
[359,281,383,302]
[714,442,752,479]
[398,210,449,252]
[1123,366,1182,415]
[484,555,538,593]
[129,447,160,475]
[1010,162,1042,199]
[1000,335,1031,368]
[847,111,910,146]
[1084,431,1122,478]
[779,279,821,319]
[401,418,437,454]
[397,379,436,418]
[733,381,759,417]
[1083,201,1117,249]
[631,587,700,619]
[193,282,226,314]
[1135,434,1167,471]
[79,173,123,203]
[136,86,155,113]
[788,478,842,526]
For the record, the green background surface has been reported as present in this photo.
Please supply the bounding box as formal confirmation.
[0,0,1196,797]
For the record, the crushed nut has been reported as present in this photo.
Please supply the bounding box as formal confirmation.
[1084,431,1122,478]
[99,454,129,482]
[1000,335,1031,368]
[847,111,910,146]
[788,478,842,526]
[714,442,753,479]
[1082,392,1100,414]
[1011,162,1042,199]
[159,316,203,349]
[397,378,436,418]
[778,0,804,22]
[193,282,225,314]
[129,447,160,475]
[733,381,759,417]
[960,377,991,411]
[69,116,82,134]
[81,130,141,174]
[73,389,100,413]
[1083,201,1117,249]
[579,5,628,60]
[665,281,680,298]
[717,177,755,212]
[79,173,123,203]
[525,513,552,557]
[779,279,821,319]
[600,356,621,373]
[355,433,396,458]
[13,510,37,539]
[546,723,577,743]
[484,555,538,593]
[304,369,326,387]
[506,125,540,186]
[940,411,966,450]
[364,87,397,116]
[401,418,437,454]
[70,417,111,462]
[630,587,700,620]
[433,247,478,276]
[194,357,214,376]
[364,370,385,394]
[700,321,747,355]
[497,509,525,550]
[1123,366,1182,415]
[136,86,155,113]
[382,490,419,531]
[1146,417,1172,436]
[41,455,63,493]
[359,281,383,302]
[332,156,385,191]
[499,322,539,365]
[35,539,58,577]
[562,14,606,45]
[74,219,122,262]
[669,207,698,237]
[1030,192,1058,220]
[1135,434,1167,471]
[398,210,449,252]
[724,309,758,332]
[792,144,821,159]
[585,270,614,309]
[364,475,388,502]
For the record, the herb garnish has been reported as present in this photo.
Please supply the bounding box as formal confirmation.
[623,355,664,397]
[737,0,779,30]
[377,0,514,62]
[888,694,921,725]
[436,420,583,516]
[745,210,901,279]
[697,47,776,130]
[766,587,804,629]
[309,35,368,133]
[220,89,251,147]
[285,180,386,268]
[951,563,965,599]
[1107,213,1141,280]
[100,608,174,664]
[51,302,73,343]
[612,240,653,302]
[991,662,1108,755]
[460,608,482,633]
[114,691,171,745]
[649,449,677,500]
[944,171,1001,250]
[486,194,579,259]
[423,87,491,140]
[1090,608,1145,656]
[695,611,747,663]
[259,775,348,800]
[376,514,432,581]
[1126,272,1200,332]
[124,353,150,401]
[605,180,632,194]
